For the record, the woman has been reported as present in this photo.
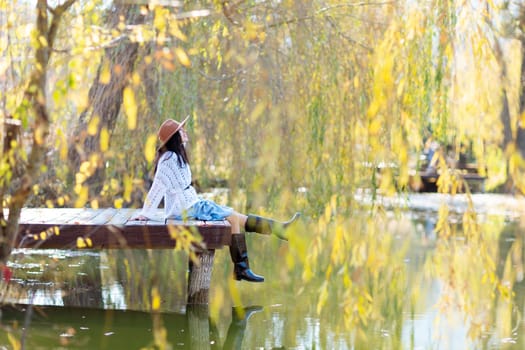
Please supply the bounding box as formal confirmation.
[134,117,300,283]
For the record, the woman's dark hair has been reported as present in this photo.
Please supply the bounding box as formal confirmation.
[154,130,189,174]
[165,130,189,166]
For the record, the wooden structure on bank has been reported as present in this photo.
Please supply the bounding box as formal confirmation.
[417,164,486,193]
[10,208,231,304]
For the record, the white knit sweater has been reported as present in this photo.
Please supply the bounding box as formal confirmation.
[139,151,199,219]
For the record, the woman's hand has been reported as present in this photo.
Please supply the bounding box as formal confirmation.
[132,215,149,221]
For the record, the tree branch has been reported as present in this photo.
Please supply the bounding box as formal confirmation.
[2,0,77,262]
[268,1,396,28]
[47,0,77,49]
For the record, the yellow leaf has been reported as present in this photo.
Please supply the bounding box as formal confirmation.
[79,161,92,175]
[99,63,111,84]
[75,186,88,208]
[123,87,137,130]
[85,238,92,247]
[7,332,21,350]
[130,72,140,86]
[169,23,187,41]
[114,198,123,208]
[152,287,161,311]
[35,125,45,145]
[40,231,46,240]
[110,178,119,191]
[88,116,100,136]
[56,128,68,160]
[77,237,86,248]
[38,35,48,47]
[145,134,157,163]
[368,119,381,135]
[123,175,132,202]
[316,281,329,315]
[222,26,229,38]
[325,264,332,279]
[153,7,168,31]
[244,21,259,41]
[174,47,191,67]
[100,127,109,152]
[249,102,266,121]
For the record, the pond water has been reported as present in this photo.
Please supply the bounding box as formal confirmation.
[1,193,525,349]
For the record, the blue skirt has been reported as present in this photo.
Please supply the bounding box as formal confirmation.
[177,199,233,221]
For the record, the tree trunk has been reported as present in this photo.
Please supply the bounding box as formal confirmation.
[0,0,76,263]
[517,38,525,157]
[68,3,145,196]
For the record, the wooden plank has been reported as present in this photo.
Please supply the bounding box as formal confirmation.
[107,208,141,225]
[63,208,103,224]
[88,208,119,225]
[14,208,231,250]
[16,209,93,244]
[19,208,83,223]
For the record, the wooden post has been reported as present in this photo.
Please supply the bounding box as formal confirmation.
[186,304,211,350]
[187,250,215,304]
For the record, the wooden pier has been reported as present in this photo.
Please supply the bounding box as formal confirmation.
[9,208,232,304]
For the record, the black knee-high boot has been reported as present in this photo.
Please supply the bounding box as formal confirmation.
[229,234,264,282]
[244,212,301,240]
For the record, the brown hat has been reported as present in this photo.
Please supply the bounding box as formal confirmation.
[157,115,190,149]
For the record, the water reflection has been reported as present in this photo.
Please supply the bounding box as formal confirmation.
[3,195,525,349]
[2,249,189,313]
[0,303,263,349]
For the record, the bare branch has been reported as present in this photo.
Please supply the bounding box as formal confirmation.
[317,1,396,14]
[198,68,245,81]
[325,16,373,51]
[221,0,246,26]
[268,1,396,28]
[48,0,77,49]
[52,35,128,54]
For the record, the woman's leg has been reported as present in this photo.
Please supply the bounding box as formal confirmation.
[226,212,264,283]
[244,212,301,240]
[226,212,247,233]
